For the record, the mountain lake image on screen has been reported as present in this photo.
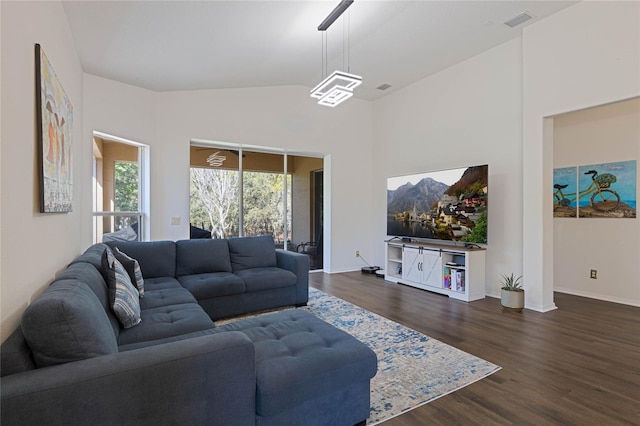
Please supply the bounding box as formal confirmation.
[386,165,488,245]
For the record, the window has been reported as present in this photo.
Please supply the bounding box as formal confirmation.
[114,161,139,230]
[242,170,291,241]
[92,132,149,243]
[189,160,292,244]
[189,144,322,267]
[190,167,240,238]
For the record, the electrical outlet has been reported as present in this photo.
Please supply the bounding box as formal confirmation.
[170,216,181,226]
[355,250,360,257]
[590,269,597,279]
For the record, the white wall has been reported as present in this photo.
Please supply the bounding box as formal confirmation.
[82,81,374,272]
[1,1,84,340]
[371,1,640,309]
[522,1,640,311]
[372,39,523,298]
[3,1,638,342]
[553,99,639,306]
[154,86,373,272]
[82,74,157,244]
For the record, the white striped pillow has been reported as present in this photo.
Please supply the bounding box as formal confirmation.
[106,248,141,329]
[114,247,145,297]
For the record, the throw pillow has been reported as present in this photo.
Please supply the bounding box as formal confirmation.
[107,250,142,329]
[113,246,145,297]
[100,246,112,284]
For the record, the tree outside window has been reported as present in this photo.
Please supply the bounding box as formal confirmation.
[114,161,139,229]
[190,167,291,243]
[190,168,239,238]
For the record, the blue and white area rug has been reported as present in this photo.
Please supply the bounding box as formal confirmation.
[219,288,501,424]
[304,288,501,425]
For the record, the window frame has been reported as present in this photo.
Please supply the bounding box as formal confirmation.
[92,131,150,243]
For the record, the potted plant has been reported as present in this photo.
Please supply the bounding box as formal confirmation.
[500,273,524,312]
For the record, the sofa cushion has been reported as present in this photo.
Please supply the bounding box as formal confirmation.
[117,303,215,346]
[107,251,142,329]
[176,239,232,275]
[217,310,377,417]
[55,261,121,337]
[69,243,109,274]
[234,267,297,292]
[21,280,118,368]
[0,328,36,377]
[178,272,245,299]
[113,247,145,297]
[117,327,219,352]
[106,240,176,278]
[142,277,183,290]
[228,235,277,271]
[140,287,198,310]
[56,261,108,300]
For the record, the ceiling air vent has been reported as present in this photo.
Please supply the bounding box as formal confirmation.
[377,84,392,91]
[504,12,533,28]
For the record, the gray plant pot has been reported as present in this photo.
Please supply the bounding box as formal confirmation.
[501,289,524,312]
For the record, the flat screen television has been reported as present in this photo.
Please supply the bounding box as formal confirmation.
[387,164,488,245]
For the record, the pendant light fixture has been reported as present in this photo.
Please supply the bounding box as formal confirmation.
[310,0,362,107]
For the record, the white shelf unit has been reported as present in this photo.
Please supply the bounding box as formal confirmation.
[385,243,404,278]
[385,240,486,302]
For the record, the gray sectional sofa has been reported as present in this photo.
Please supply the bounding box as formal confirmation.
[1,236,378,426]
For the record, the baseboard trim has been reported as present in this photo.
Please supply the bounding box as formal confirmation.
[554,287,640,307]
[525,302,558,313]
[485,293,557,313]
[326,268,362,274]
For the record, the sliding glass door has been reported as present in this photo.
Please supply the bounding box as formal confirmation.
[241,152,292,250]
[189,146,290,246]
[190,165,240,238]
[190,143,323,269]
[190,143,322,267]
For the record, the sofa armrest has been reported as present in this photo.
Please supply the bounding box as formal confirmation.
[1,332,256,426]
[276,249,309,305]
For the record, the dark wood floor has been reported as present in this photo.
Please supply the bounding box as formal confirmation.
[309,271,640,425]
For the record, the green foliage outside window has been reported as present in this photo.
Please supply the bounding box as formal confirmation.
[190,168,291,242]
[114,161,139,229]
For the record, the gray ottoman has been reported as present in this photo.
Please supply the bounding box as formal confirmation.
[216,310,377,426]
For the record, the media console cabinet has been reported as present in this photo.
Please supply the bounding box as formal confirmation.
[385,240,486,302]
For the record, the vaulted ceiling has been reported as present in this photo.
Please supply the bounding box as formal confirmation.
[62,1,577,101]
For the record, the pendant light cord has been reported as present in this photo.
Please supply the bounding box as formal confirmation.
[343,14,346,71]
[322,31,328,79]
[321,32,324,79]
[348,9,351,73]
[321,7,351,78]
